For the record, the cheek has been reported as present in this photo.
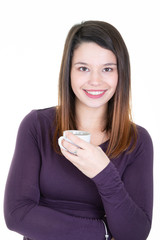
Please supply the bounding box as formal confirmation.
[106,74,118,89]
[71,71,85,90]
[70,72,80,95]
[70,71,76,90]
[71,79,76,91]
[114,76,118,89]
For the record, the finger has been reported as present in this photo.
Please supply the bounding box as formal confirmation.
[65,132,90,150]
[60,138,85,158]
[62,139,80,155]
[61,148,80,164]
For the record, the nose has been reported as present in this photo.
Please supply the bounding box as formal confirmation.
[88,70,102,86]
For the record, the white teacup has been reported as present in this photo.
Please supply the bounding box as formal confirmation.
[58,130,91,150]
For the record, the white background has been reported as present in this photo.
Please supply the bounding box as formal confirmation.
[0,0,159,239]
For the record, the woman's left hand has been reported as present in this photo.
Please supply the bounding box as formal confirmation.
[60,132,110,178]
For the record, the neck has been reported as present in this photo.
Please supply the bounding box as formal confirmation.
[75,102,107,133]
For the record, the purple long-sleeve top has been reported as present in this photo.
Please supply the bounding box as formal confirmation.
[4,107,153,240]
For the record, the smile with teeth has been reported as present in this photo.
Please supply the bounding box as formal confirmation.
[84,90,107,95]
[83,89,107,99]
[86,90,104,95]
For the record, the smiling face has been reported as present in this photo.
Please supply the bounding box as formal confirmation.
[70,42,118,111]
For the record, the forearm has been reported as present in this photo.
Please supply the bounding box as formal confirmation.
[4,202,106,240]
[92,162,152,240]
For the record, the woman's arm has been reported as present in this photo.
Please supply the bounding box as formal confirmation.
[61,128,153,240]
[4,111,105,240]
[92,129,153,240]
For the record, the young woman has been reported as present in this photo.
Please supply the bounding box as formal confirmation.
[4,21,153,240]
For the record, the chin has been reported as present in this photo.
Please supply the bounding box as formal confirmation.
[83,102,108,109]
[76,97,109,109]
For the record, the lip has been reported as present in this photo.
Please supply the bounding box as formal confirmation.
[83,89,107,99]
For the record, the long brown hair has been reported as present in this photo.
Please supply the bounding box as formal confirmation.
[53,20,137,158]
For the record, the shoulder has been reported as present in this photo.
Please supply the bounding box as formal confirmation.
[35,107,56,124]
[19,107,57,133]
[22,106,56,123]
[133,124,153,158]
[136,125,153,145]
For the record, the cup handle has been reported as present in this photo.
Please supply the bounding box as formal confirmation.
[58,136,66,150]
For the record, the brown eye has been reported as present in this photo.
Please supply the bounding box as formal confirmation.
[103,68,112,72]
[79,67,89,72]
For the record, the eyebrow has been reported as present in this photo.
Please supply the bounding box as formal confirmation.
[74,62,117,66]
